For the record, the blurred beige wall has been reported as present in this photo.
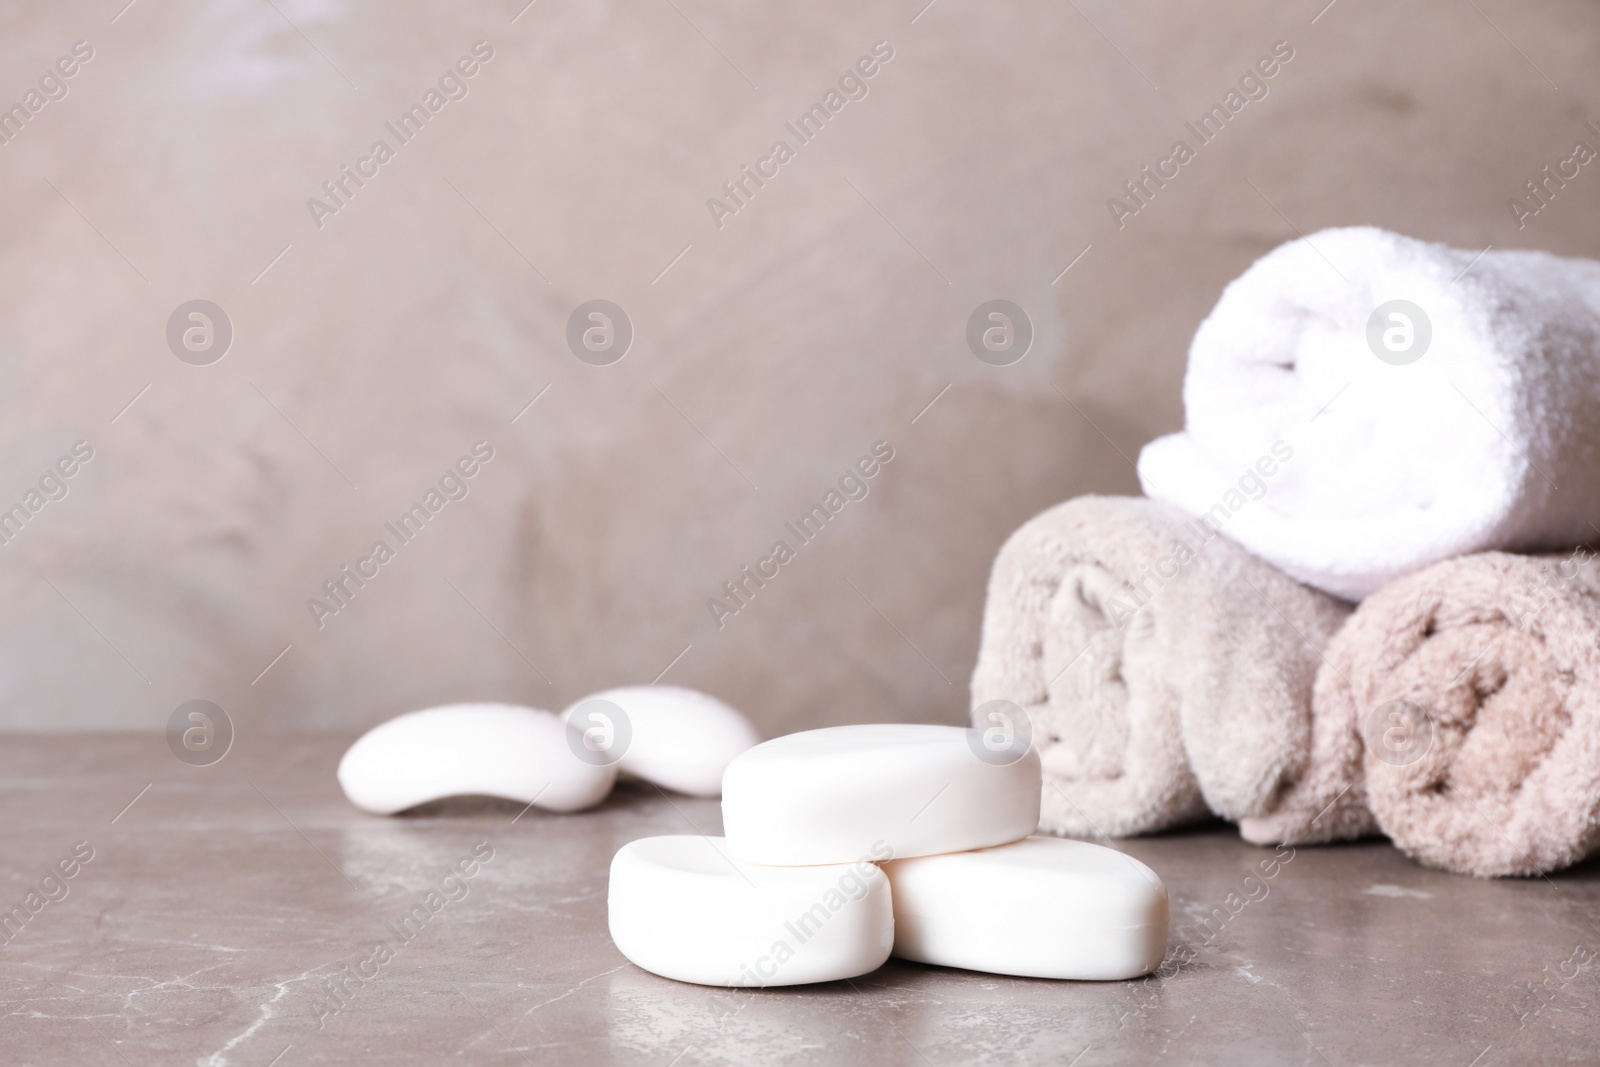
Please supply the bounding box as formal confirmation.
[1,0,1597,735]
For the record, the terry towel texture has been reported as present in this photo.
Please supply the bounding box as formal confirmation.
[1244,550,1600,876]
[1138,226,1600,600]
[970,495,1350,838]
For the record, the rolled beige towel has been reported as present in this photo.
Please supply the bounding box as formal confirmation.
[1247,550,1600,876]
[971,496,1351,837]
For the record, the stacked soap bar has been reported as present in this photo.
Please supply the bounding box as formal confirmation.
[607,724,1169,987]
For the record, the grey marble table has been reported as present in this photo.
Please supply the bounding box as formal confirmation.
[2,735,1597,1065]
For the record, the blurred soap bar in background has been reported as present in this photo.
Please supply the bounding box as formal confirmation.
[560,685,759,798]
[337,703,616,815]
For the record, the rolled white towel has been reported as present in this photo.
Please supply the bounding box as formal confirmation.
[1138,227,1600,600]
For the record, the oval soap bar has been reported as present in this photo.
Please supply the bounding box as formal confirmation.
[721,724,1040,866]
[608,835,893,987]
[884,836,1168,980]
[337,703,616,815]
[560,685,759,797]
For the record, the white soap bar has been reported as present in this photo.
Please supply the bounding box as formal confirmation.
[885,836,1168,980]
[560,685,760,797]
[608,835,893,987]
[337,703,616,815]
[721,724,1040,866]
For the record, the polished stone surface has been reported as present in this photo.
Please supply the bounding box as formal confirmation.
[3,735,1598,1065]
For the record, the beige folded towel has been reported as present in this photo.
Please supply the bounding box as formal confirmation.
[971,496,1351,838]
[1245,550,1600,876]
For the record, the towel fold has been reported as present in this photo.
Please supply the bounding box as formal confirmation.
[970,495,1350,838]
[1243,550,1600,876]
[1138,226,1600,600]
